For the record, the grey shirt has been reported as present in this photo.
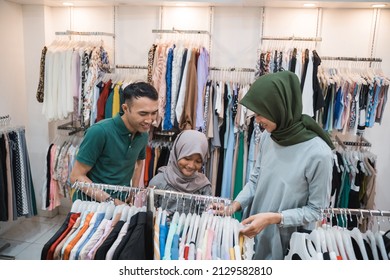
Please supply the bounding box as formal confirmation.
[235,131,333,260]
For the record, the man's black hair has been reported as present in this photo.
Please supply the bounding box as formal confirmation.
[123,82,158,105]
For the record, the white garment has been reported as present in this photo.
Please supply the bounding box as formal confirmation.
[301,52,314,116]
[175,48,192,124]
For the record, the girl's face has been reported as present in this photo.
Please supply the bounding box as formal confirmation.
[178,153,203,177]
[255,114,277,133]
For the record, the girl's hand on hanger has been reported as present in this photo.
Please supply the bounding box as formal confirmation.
[240,212,282,239]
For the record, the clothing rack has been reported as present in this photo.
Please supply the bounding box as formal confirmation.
[55,30,115,38]
[1,115,24,260]
[57,121,86,136]
[209,66,255,72]
[261,35,322,42]
[71,181,231,216]
[334,133,372,149]
[323,208,390,218]
[148,187,232,215]
[115,65,148,70]
[320,56,382,62]
[53,29,114,134]
[152,28,210,35]
[0,115,11,127]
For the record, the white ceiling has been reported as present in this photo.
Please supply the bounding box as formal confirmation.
[5,0,390,9]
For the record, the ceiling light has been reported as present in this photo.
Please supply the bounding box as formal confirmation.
[303,3,316,8]
[62,2,74,6]
[371,4,386,8]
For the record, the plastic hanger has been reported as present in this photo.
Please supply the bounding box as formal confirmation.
[71,199,82,213]
[120,205,130,222]
[364,230,379,260]
[284,232,315,260]
[348,227,369,260]
[104,203,115,220]
[331,226,348,260]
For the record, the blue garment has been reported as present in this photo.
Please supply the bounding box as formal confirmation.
[221,84,235,199]
[74,212,105,259]
[159,224,169,259]
[367,79,382,127]
[333,85,343,130]
[171,234,180,260]
[163,47,174,130]
[196,47,210,130]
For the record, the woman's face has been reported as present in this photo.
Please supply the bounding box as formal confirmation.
[178,153,203,177]
[255,114,277,132]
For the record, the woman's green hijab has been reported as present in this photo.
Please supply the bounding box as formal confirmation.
[240,71,334,149]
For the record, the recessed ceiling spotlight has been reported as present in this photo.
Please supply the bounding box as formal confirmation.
[303,3,316,8]
[371,4,387,8]
[62,2,74,6]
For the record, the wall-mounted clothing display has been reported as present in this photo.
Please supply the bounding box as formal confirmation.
[41,135,82,211]
[255,47,324,118]
[317,65,389,135]
[330,148,377,231]
[148,42,210,131]
[38,39,111,126]
[0,126,37,221]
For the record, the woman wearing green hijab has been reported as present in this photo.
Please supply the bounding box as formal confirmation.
[228,71,334,260]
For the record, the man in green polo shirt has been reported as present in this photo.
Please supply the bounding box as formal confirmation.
[70,82,159,206]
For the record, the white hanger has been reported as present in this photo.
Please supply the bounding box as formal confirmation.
[331,226,348,260]
[375,231,388,260]
[284,232,315,260]
[349,227,369,260]
[196,212,208,249]
[364,230,379,260]
[176,213,186,236]
[120,205,130,222]
[104,203,115,220]
[71,199,82,213]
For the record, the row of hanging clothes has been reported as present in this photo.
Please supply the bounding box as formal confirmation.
[201,70,255,202]
[316,58,389,135]
[255,37,324,118]
[285,208,390,260]
[37,34,111,126]
[147,33,210,132]
[330,134,378,232]
[153,189,254,260]
[41,183,152,260]
[41,134,83,211]
[41,182,254,260]
[0,115,37,221]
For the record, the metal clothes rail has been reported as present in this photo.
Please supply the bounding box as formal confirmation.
[115,65,148,70]
[71,181,231,215]
[209,66,255,72]
[261,36,322,42]
[55,30,115,38]
[320,56,382,62]
[152,28,210,35]
[323,208,390,218]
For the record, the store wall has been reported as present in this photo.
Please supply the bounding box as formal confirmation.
[0,0,27,233]
[1,2,389,230]
[0,1,27,126]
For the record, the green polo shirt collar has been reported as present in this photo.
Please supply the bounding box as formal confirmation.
[113,113,134,137]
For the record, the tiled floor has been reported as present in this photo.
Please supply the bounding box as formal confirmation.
[0,214,67,260]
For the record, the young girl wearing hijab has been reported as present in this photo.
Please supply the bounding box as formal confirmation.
[149,129,212,215]
[227,71,334,260]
